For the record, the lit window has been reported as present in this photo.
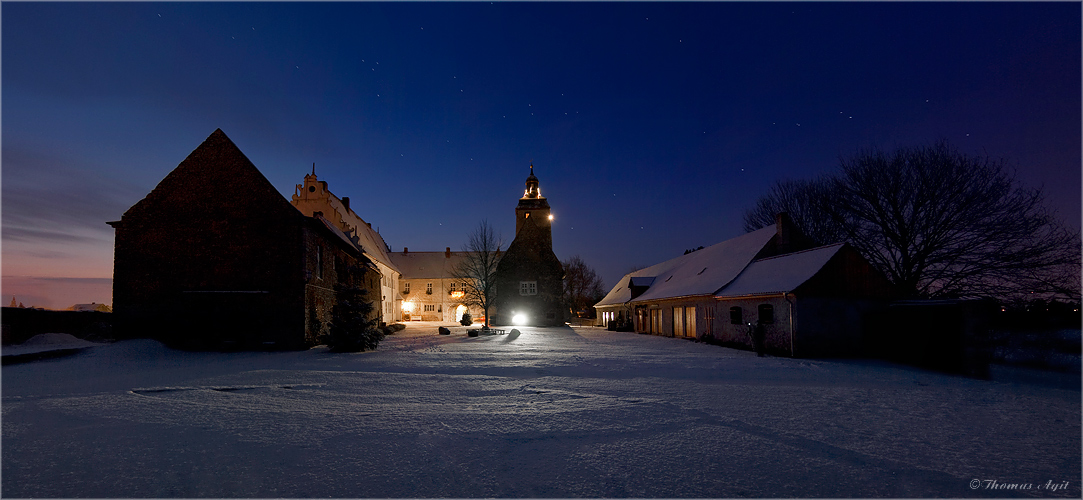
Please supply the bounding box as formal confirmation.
[519,281,537,296]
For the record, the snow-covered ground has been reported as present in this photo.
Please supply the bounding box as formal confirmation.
[3,323,1079,498]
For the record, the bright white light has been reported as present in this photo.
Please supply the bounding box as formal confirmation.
[512,313,527,325]
[547,214,554,221]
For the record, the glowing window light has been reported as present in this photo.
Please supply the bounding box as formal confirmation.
[512,313,527,325]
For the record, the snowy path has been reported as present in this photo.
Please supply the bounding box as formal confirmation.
[3,325,1079,497]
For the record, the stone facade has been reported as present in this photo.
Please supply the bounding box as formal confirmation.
[291,168,401,324]
[490,165,565,326]
[108,129,379,349]
[389,248,483,323]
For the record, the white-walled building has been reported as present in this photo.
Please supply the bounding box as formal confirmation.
[388,248,483,324]
[594,214,895,357]
[291,168,402,324]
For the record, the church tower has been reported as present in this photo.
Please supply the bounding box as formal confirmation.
[492,164,564,327]
[514,164,553,238]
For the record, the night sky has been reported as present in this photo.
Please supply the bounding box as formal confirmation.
[3,2,1080,309]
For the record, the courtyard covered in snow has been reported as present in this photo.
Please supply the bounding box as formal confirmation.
[3,323,1079,498]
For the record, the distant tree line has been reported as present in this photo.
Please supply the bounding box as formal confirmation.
[744,141,1081,301]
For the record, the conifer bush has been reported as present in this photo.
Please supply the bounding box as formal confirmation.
[322,282,384,352]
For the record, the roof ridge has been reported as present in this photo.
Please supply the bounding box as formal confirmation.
[752,242,845,262]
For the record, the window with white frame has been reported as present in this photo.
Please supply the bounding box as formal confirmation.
[424,304,435,312]
[404,282,410,294]
[426,283,433,294]
[519,281,537,295]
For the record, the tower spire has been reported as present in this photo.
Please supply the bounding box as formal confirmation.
[524,163,540,198]
[311,162,315,176]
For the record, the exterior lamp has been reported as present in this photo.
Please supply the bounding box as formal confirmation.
[548,214,554,221]
[512,313,527,325]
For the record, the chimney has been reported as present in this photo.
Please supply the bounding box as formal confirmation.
[403,247,408,255]
[775,212,794,253]
[445,247,451,258]
[341,197,350,213]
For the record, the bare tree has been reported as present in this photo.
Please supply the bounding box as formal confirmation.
[830,142,1079,298]
[745,141,1081,299]
[562,255,606,318]
[451,220,503,327]
[742,177,845,246]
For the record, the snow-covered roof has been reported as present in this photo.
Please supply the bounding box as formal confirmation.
[322,195,400,274]
[388,251,471,280]
[716,244,844,298]
[595,226,777,307]
[314,214,362,254]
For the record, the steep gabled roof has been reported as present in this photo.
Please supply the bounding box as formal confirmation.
[119,129,300,224]
[716,243,844,298]
[594,226,777,307]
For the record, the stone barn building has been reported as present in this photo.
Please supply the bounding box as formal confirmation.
[594,214,894,356]
[108,129,380,349]
[490,165,565,326]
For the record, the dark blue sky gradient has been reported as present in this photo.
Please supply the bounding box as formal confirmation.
[3,2,1079,296]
